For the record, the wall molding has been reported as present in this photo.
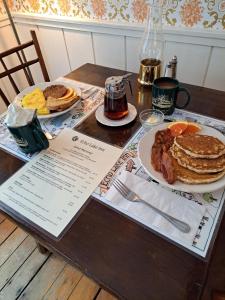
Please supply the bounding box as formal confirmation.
[0,16,10,28]
[13,13,225,48]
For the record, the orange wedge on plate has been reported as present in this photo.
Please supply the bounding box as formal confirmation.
[183,122,201,134]
[58,87,75,100]
[168,121,188,137]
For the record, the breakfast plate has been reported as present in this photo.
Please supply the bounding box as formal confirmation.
[14,81,81,119]
[138,123,225,193]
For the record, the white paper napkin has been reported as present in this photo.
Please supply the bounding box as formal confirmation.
[5,103,35,127]
[105,170,206,245]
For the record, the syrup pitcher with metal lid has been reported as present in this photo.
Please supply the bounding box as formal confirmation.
[104,73,132,120]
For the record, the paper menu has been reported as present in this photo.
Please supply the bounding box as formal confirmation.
[0,129,123,238]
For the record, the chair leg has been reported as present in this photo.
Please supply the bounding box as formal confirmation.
[36,242,49,254]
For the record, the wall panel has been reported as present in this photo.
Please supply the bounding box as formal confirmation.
[164,41,211,86]
[204,47,225,92]
[92,33,125,70]
[126,37,141,73]
[64,29,94,70]
[37,26,71,80]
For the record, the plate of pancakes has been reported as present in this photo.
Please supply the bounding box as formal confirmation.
[14,81,81,119]
[138,123,225,193]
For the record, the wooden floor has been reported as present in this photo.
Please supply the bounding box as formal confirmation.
[0,213,117,300]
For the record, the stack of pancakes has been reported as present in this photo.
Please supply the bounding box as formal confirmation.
[170,134,225,184]
[44,85,79,112]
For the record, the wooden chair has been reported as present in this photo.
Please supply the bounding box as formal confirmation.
[0,30,50,106]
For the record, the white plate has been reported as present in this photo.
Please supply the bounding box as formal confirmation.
[95,103,137,127]
[138,123,225,193]
[14,81,81,119]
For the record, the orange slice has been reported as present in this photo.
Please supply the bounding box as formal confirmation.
[183,122,201,134]
[168,121,188,137]
[57,87,74,100]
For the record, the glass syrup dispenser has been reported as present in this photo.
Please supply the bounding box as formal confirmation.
[104,74,132,120]
[138,3,164,86]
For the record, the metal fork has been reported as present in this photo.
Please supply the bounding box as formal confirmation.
[113,179,191,233]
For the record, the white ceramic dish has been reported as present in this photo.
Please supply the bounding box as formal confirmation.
[14,81,81,119]
[95,103,137,127]
[138,123,225,193]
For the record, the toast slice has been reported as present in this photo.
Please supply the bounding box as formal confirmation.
[46,91,79,111]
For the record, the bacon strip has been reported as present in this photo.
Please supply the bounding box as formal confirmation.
[151,129,176,184]
[161,151,176,184]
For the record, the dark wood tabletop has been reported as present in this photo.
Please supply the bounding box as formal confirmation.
[0,63,225,300]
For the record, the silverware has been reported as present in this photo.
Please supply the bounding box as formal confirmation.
[44,131,57,140]
[113,178,191,233]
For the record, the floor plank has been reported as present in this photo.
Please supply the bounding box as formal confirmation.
[96,290,118,300]
[18,254,66,300]
[0,236,36,290]
[0,219,17,245]
[68,275,100,300]
[0,213,6,224]
[0,227,27,267]
[0,217,118,300]
[0,248,49,299]
[43,264,82,300]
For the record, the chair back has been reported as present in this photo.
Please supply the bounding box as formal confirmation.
[0,30,50,106]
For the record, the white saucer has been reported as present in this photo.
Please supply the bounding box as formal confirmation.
[95,103,137,127]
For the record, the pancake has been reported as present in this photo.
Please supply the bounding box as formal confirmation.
[174,134,225,159]
[171,144,225,174]
[169,151,225,184]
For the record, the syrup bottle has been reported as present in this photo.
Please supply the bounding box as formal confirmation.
[104,74,132,120]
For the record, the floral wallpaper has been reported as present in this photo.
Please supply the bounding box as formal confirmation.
[0,0,224,30]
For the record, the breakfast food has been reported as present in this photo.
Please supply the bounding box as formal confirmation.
[21,84,79,115]
[168,121,188,136]
[151,129,175,183]
[151,122,225,185]
[174,134,225,158]
[183,122,201,134]
[168,121,201,136]
[43,85,67,99]
[170,152,225,184]
[22,88,49,115]
[171,144,225,173]
[46,94,77,111]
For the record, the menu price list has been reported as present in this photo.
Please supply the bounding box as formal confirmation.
[0,129,122,237]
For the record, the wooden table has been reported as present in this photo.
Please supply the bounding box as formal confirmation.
[0,64,225,300]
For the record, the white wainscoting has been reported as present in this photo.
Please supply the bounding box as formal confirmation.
[0,14,225,113]
[64,29,94,70]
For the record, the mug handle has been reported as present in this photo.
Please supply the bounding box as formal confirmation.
[176,87,191,109]
[33,128,49,150]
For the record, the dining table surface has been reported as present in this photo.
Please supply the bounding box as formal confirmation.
[0,63,225,300]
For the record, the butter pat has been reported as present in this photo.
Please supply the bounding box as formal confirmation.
[147,115,159,124]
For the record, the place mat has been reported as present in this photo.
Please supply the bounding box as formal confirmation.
[93,109,225,257]
[0,78,104,161]
[106,170,206,246]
